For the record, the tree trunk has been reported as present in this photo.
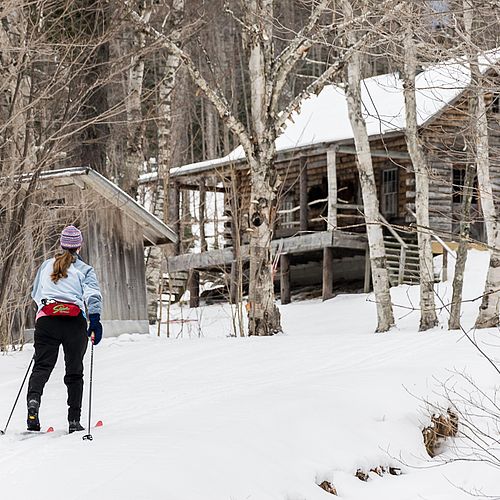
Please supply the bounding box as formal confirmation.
[463,1,496,247]
[245,0,282,336]
[247,161,282,336]
[342,0,394,332]
[402,23,438,331]
[122,3,151,197]
[146,0,185,324]
[463,1,500,328]
[449,163,475,330]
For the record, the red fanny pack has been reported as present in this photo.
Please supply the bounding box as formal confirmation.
[41,302,81,317]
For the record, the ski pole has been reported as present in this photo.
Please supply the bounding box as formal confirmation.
[1,356,35,436]
[83,337,94,441]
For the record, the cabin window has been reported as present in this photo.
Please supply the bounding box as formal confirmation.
[381,168,398,217]
[452,167,478,204]
[281,196,295,229]
[492,93,500,114]
[43,198,66,209]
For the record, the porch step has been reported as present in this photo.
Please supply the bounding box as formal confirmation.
[383,231,420,286]
[162,270,189,302]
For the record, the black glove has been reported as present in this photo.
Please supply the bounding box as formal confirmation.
[87,313,103,345]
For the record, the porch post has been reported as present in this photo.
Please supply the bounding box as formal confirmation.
[189,270,200,308]
[230,260,239,303]
[327,148,338,230]
[280,253,291,304]
[364,245,371,292]
[199,178,207,252]
[299,156,308,232]
[322,246,334,300]
[170,181,180,254]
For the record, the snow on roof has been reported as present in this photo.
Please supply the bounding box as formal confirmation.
[32,167,178,245]
[139,51,500,181]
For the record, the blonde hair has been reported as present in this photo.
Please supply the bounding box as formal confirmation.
[51,250,77,283]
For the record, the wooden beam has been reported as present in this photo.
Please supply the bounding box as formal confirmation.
[322,247,334,300]
[199,178,207,252]
[299,157,308,232]
[336,144,411,160]
[165,230,367,273]
[188,270,200,308]
[327,148,337,230]
[280,254,291,305]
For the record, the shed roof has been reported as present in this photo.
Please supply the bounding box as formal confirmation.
[140,50,500,181]
[36,167,177,246]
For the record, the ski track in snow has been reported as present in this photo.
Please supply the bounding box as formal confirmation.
[0,250,499,500]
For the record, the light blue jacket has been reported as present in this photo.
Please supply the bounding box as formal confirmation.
[32,256,103,316]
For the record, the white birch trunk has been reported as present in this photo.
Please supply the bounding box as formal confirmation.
[342,0,394,332]
[245,0,281,336]
[123,2,152,197]
[462,1,500,328]
[146,0,184,323]
[463,2,496,247]
[402,24,438,331]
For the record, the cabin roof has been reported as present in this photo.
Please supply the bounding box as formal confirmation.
[140,49,500,181]
[37,167,177,246]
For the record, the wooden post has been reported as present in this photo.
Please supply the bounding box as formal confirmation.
[442,247,448,282]
[169,181,180,254]
[189,270,200,308]
[299,156,308,232]
[199,178,207,252]
[280,253,291,305]
[327,148,338,230]
[364,245,371,293]
[322,247,334,300]
[230,260,238,303]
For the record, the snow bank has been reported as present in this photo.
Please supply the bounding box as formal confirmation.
[0,250,498,500]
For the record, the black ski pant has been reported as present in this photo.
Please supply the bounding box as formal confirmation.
[27,314,88,422]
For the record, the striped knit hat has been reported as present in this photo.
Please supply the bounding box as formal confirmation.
[60,225,83,250]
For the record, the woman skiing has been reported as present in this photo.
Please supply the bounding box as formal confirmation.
[27,225,103,433]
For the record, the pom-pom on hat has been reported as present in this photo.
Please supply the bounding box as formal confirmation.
[60,225,83,250]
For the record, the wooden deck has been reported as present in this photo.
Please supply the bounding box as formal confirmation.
[165,230,367,273]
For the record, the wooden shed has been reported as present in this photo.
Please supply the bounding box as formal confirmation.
[24,166,177,338]
[140,54,500,304]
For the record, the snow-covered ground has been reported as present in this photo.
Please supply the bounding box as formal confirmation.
[0,250,498,500]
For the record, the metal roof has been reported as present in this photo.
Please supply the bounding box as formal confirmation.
[36,167,178,246]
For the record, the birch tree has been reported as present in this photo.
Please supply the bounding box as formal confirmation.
[146,0,185,323]
[401,11,438,331]
[460,1,500,328]
[122,1,153,197]
[341,0,394,332]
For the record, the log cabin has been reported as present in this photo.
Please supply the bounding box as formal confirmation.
[140,54,500,305]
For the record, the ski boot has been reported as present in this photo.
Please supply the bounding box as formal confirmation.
[27,399,41,432]
[68,421,85,434]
